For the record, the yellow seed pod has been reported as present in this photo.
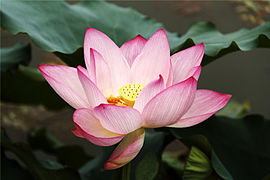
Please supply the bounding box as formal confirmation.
[118,84,144,107]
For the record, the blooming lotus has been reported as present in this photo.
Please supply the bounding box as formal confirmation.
[39,28,231,170]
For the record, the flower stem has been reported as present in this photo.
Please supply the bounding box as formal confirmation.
[121,162,131,180]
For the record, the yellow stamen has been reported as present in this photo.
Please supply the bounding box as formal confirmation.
[118,84,144,107]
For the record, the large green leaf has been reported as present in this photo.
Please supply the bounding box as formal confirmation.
[0,43,67,109]
[0,42,31,72]
[1,65,67,109]
[169,115,270,179]
[1,0,269,67]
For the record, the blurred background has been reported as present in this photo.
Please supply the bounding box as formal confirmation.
[1,0,270,156]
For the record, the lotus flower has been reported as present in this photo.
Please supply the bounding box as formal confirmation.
[39,28,231,170]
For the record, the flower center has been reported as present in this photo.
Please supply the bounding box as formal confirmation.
[106,83,144,107]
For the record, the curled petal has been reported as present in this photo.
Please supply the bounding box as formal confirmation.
[120,35,147,67]
[104,128,145,170]
[171,43,204,84]
[84,28,129,92]
[134,75,165,113]
[168,89,231,128]
[94,104,143,134]
[142,77,197,128]
[39,65,89,109]
[77,66,108,108]
[130,29,170,85]
[73,108,124,146]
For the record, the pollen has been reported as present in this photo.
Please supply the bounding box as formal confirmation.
[118,84,144,107]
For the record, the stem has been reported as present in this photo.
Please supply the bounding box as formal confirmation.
[122,162,131,180]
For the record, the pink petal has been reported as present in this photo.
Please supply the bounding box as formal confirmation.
[71,128,84,138]
[94,104,142,134]
[77,66,108,108]
[133,75,165,113]
[73,108,124,146]
[120,35,147,67]
[130,29,170,85]
[166,61,173,87]
[186,66,202,81]
[89,49,113,96]
[85,48,96,83]
[171,43,204,84]
[39,65,89,109]
[84,28,130,92]
[142,77,197,128]
[104,128,145,170]
[168,89,231,128]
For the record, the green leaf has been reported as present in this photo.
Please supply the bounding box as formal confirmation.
[1,0,269,67]
[162,151,185,173]
[1,65,67,109]
[1,128,81,180]
[28,128,91,169]
[135,152,159,180]
[0,42,67,109]
[0,42,31,72]
[169,115,270,180]
[183,146,212,180]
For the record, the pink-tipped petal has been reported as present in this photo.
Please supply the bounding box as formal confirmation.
[187,66,202,81]
[120,35,147,67]
[77,66,107,108]
[90,49,113,97]
[84,28,130,92]
[134,75,165,113]
[142,77,197,128]
[73,108,124,146]
[104,128,145,170]
[71,128,84,138]
[171,43,204,84]
[94,104,142,134]
[168,89,231,128]
[39,65,89,109]
[130,29,170,85]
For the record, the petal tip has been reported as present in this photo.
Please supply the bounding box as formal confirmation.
[135,34,147,40]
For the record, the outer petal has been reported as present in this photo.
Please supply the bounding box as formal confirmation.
[77,66,107,108]
[171,43,204,84]
[120,35,147,67]
[133,75,165,113]
[89,49,113,97]
[84,28,130,92]
[73,108,124,146]
[142,77,197,128]
[168,89,231,128]
[39,65,89,109]
[104,128,145,170]
[94,104,142,134]
[130,29,170,85]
